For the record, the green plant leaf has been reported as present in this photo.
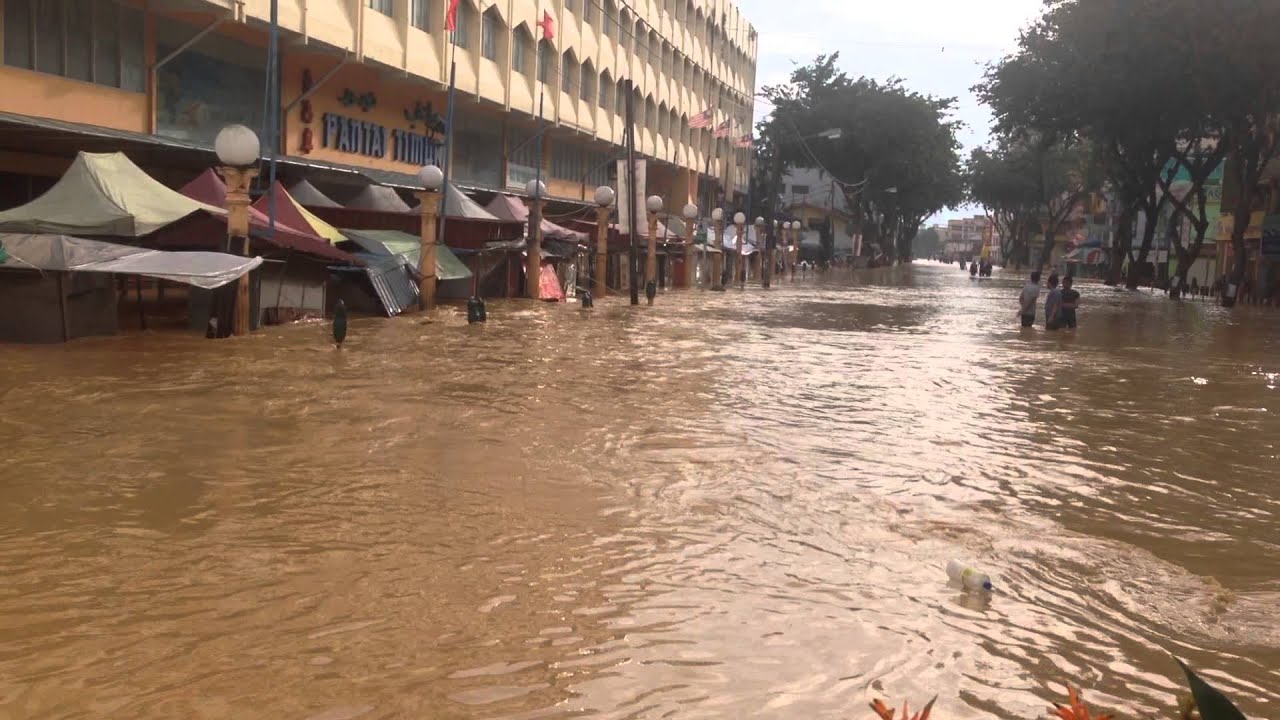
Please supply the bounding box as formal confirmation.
[1175,657,1247,720]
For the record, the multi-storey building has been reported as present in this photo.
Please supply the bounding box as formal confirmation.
[0,0,757,212]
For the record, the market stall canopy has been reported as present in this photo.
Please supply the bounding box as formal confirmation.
[288,179,342,208]
[0,152,219,237]
[484,194,588,242]
[0,233,261,289]
[252,181,347,244]
[347,185,413,213]
[411,183,502,222]
[179,170,357,264]
[341,229,472,280]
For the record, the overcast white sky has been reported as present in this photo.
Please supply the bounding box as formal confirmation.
[736,0,1043,223]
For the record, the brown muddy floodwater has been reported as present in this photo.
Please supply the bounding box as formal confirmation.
[1,263,1279,719]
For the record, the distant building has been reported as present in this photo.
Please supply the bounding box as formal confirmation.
[780,167,859,258]
[942,215,991,260]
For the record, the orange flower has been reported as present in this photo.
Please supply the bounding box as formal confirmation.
[870,696,935,720]
[1053,684,1113,720]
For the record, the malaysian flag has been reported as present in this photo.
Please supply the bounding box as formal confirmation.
[713,120,732,138]
[734,134,753,148]
[688,108,714,129]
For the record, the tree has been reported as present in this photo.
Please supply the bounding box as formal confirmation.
[759,54,964,264]
[912,226,942,257]
[966,146,1039,267]
[978,0,1280,300]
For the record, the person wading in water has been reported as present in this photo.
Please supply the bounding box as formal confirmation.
[1018,271,1041,328]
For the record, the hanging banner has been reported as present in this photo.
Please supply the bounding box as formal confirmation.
[616,158,647,238]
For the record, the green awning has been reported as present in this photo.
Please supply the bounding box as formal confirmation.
[340,229,472,280]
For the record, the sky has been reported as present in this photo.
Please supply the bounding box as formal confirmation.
[736,0,1044,224]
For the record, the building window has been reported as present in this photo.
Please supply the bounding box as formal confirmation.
[537,40,554,84]
[580,65,594,103]
[790,184,810,197]
[411,0,430,30]
[366,0,393,15]
[4,0,144,92]
[599,75,611,108]
[564,0,575,13]
[561,53,577,94]
[512,28,529,74]
[481,11,499,61]
[454,4,470,48]
[583,0,596,25]
[615,81,625,116]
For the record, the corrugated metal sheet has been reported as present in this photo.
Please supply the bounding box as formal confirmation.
[356,253,419,317]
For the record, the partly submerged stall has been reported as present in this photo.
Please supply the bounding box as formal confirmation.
[0,233,259,343]
[0,151,218,237]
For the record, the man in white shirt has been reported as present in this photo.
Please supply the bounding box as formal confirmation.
[1018,271,1042,328]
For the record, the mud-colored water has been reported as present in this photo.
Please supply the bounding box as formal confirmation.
[2,263,1278,719]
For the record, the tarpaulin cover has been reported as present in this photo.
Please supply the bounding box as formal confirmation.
[484,194,588,242]
[341,228,472,280]
[252,181,347,244]
[412,183,503,221]
[346,185,413,213]
[0,152,219,237]
[537,260,564,301]
[288,179,342,208]
[0,233,261,289]
[179,170,358,264]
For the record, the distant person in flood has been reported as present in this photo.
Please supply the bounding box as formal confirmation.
[1018,271,1041,328]
[1044,273,1063,330]
[970,261,979,278]
[1060,275,1080,329]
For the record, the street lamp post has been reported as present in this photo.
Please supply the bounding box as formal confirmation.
[645,195,663,304]
[753,216,765,285]
[711,208,725,292]
[789,221,800,278]
[734,211,746,289]
[594,185,614,299]
[766,218,779,288]
[214,124,260,337]
[416,164,444,311]
[681,202,698,289]
[525,179,546,300]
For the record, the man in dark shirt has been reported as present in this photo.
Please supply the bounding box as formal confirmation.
[1060,275,1080,329]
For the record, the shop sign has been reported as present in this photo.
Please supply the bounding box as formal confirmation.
[322,113,388,158]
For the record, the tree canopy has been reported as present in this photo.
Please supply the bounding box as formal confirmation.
[974,0,1280,299]
[756,54,964,262]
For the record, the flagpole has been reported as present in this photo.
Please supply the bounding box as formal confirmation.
[437,27,458,252]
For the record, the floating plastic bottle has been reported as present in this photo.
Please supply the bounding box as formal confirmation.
[946,559,994,592]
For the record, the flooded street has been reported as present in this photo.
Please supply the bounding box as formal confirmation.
[2,263,1279,719]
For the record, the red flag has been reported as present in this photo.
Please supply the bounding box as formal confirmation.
[688,108,714,129]
[735,134,753,148]
[446,0,460,31]
[536,10,555,40]
[713,120,732,138]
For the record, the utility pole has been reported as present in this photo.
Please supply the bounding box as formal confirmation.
[625,79,639,305]
[764,130,783,288]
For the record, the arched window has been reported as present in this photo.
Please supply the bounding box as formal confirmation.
[512,24,533,74]
[583,0,596,26]
[453,0,475,49]
[602,0,617,39]
[599,69,613,108]
[538,38,555,84]
[581,59,595,102]
[619,9,632,50]
[480,7,504,62]
[615,77,626,116]
[658,101,669,138]
[562,50,579,95]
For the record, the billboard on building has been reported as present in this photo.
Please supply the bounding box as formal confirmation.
[616,159,647,238]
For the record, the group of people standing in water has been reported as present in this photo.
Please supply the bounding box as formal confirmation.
[965,260,994,278]
[1017,271,1079,331]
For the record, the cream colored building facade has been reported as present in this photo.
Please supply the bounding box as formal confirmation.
[0,0,756,209]
[211,0,756,202]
